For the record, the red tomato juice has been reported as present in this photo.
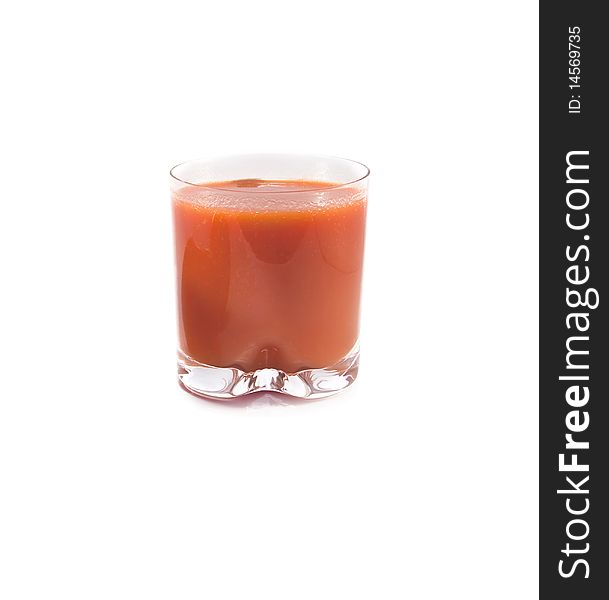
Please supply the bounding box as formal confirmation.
[172,179,366,373]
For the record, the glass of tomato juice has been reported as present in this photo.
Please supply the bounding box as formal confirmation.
[170,154,369,399]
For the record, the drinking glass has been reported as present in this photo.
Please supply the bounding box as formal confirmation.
[170,154,369,399]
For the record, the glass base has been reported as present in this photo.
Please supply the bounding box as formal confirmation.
[177,348,359,400]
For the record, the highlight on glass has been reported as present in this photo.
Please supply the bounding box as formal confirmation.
[170,154,369,399]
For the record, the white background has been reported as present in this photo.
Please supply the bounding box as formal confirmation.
[0,1,538,598]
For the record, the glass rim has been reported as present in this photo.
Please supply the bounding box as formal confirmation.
[169,153,370,194]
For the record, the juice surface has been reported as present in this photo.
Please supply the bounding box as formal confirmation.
[172,179,367,373]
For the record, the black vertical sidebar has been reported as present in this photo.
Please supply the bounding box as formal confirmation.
[540,2,608,599]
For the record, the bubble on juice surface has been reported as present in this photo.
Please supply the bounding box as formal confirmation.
[172,180,366,213]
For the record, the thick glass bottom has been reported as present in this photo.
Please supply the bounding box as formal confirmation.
[177,347,359,400]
